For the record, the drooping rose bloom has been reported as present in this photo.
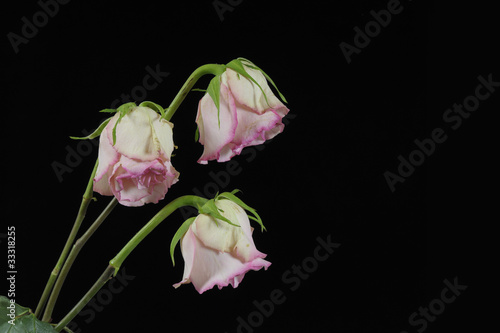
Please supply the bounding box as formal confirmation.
[94,106,179,206]
[196,63,289,164]
[173,199,271,293]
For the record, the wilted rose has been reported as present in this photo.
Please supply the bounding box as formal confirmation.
[173,198,271,293]
[196,61,289,164]
[94,106,179,206]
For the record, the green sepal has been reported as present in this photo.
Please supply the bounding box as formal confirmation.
[217,189,266,232]
[112,102,137,145]
[170,217,196,266]
[139,101,166,118]
[226,58,271,107]
[99,108,118,113]
[238,57,288,104]
[117,102,138,113]
[194,125,200,142]
[206,74,222,128]
[198,198,239,227]
[70,117,112,140]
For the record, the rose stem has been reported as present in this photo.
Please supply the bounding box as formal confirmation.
[35,159,99,319]
[42,197,118,322]
[54,195,206,331]
[163,63,226,121]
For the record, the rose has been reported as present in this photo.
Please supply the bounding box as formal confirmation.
[173,198,271,293]
[93,106,180,207]
[196,62,289,164]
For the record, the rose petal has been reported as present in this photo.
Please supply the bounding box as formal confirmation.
[110,107,166,161]
[173,227,197,288]
[231,106,284,156]
[191,211,241,253]
[173,227,271,294]
[192,200,266,262]
[151,118,175,160]
[94,124,120,195]
[196,84,238,164]
[225,66,287,115]
[108,156,179,207]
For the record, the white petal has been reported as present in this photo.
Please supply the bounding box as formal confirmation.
[111,107,170,161]
[196,84,238,164]
[226,66,285,114]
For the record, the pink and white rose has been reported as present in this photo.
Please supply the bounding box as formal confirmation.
[196,63,289,164]
[94,106,179,207]
[173,199,271,293]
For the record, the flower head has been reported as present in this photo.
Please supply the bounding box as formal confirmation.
[93,104,179,206]
[196,58,289,164]
[173,194,270,293]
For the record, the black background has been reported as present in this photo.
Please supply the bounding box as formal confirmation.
[1,0,496,332]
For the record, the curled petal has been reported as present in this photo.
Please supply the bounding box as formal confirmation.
[94,125,119,196]
[231,106,284,157]
[196,63,289,164]
[173,199,271,293]
[93,106,179,206]
[173,227,271,294]
[109,156,179,207]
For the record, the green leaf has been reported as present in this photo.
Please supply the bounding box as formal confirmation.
[206,74,222,128]
[238,57,288,104]
[170,217,196,266]
[70,117,112,140]
[139,101,166,118]
[0,296,61,333]
[217,190,266,232]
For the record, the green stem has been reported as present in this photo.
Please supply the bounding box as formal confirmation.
[109,195,207,272]
[42,197,118,322]
[163,63,226,121]
[54,195,206,331]
[35,160,99,319]
[54,265,116,332]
